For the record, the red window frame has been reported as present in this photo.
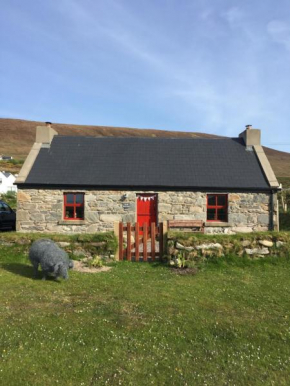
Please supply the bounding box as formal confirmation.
[207,194,228,222]
[63,193,85,220]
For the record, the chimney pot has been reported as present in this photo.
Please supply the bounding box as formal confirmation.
[45,122,52,128]
[246,125,252,130]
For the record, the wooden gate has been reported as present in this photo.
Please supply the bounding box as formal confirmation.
[117,222,164,261]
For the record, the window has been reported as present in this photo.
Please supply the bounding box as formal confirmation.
[207,194,228,222]
[0,203,11,213]
[64,193,84,220]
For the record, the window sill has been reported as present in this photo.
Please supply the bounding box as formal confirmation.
[58,220,87,225]
[205,222,231,227]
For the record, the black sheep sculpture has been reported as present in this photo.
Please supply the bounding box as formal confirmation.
[29,239,74,280]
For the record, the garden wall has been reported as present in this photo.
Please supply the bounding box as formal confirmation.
[168,232,290,263]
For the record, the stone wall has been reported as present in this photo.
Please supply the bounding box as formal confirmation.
[167,233,289,266]
[17,189,275,233]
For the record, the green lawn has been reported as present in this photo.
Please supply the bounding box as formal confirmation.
[1,244,290,385]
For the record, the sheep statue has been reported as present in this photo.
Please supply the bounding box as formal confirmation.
[29,239,74,280]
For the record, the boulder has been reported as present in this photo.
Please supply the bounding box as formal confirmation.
[57,242,70,248]
[245,248,269,255]
[241,240,251,247]
[196,243,223,250]
[259,240,273,247]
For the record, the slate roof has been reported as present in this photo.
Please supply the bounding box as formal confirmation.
[23,136,270,190]
[0,172,11,178]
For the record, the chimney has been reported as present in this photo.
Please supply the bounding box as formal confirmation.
[36,122,58,146]
[239,124,261,149]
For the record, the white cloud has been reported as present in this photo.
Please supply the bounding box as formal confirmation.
[222,6,244,28]
[267,20,290,50]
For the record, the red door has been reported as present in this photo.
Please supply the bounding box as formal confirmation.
[137,194,157,231]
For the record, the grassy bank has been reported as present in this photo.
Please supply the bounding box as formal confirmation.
[0,242,290,385]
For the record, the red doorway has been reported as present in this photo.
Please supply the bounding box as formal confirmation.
[137,194,157,231]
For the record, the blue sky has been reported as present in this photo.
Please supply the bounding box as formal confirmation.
[1,0,290,152]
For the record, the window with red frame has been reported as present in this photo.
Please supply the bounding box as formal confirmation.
[64,193,84,220]
[207,194,228,222]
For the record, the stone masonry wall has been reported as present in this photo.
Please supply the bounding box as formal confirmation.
[17,189,273,233]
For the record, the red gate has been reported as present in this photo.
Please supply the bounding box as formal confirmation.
[118,222,163,262]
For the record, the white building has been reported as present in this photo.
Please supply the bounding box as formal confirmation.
[0,171,17,194]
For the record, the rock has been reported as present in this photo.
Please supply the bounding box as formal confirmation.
[30,213,45,222]
[241,240,251,247]
[16,211,30,221]
[86,224,101,233]
[175,242,195,252]
[17,191,31,202]
[245,248,269,255]
[158,203,172,212]
[229,194,240,201]
[228,214,247,223]
[90,242,106,247]
[196,243,223,250]
[176,242,185,250]
[276,241,284,248]
[232,227,253,233]
[100,214,122,222]
[257,214,269,225]
[189,206,203,213]
[259,240,273,247]
[86,212,99,222]
[57,242,70,248]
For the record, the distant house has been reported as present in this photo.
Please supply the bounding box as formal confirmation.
[0,171,17,194]
[15,123,280,233]
[0,156,13,161]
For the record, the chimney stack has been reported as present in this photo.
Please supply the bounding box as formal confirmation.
[36,122,58,146]
[239,125,260,149]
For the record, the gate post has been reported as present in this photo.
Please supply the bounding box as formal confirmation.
[162,221,168,256]
[114,222,120,261]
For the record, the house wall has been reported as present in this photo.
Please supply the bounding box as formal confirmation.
[16,189,276,233]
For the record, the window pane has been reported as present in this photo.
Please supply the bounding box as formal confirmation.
[65,207,74,219]
[66,194,74,204]
[217,195,226,206]
[207,195,216,206]
[76,206,84,219]
[2,204,10,212]
[207,208,216,220]
[217,208,227,221]
[76,194,84,204]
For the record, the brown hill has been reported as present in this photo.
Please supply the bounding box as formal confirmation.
[0,118,289,178]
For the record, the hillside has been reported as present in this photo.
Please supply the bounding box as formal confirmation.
[0,118,289,178]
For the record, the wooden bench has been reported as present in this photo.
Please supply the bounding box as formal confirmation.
[167,220,205,233]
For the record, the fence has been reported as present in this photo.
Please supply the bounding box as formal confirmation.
[115,222,167,261]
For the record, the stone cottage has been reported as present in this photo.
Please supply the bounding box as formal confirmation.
[15,123,280,234]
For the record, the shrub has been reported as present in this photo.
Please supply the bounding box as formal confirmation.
[86,256,103,268]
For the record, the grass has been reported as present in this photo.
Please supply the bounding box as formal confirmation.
[0,159,24,174]
[1,241,290,385]
[280,212,290,231]
[278,177,290,189]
